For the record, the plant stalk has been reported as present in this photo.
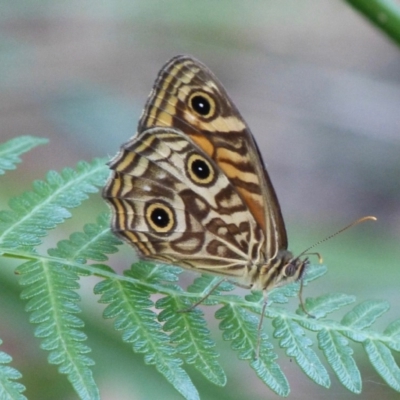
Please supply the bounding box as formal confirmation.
[345,0,400,47]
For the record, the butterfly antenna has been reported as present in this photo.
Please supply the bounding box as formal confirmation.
[295,215,376,318]
[297,215,377,259]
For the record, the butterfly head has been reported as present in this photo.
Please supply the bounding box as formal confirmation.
[258,250,309,292]
[281,254,309,286]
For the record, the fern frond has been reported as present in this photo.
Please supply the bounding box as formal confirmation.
[364,339,400,391]
[318,329,361,393]
[273,316,330,388]
[301,292,356,319]
[48,212,122,263]
[0,136,47,175]
[187,275,235,306]
[0,340,26,400]
[15,212,125,399]
[12,213,121,400]
[296,292,362,392]
[90,261,399,397]
[215,303,290,396]
[340,300,400,391]
[125,260,182,286]
[341,300,390,334]
[384,319,400,351]
[0,158,108,251]
[16,259,99,400]
[290,295,400,393]
[94,263,200,400]
[157,291,227,387]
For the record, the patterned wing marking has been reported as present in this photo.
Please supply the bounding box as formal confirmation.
[103,127,265,276]
[137,55,288,260]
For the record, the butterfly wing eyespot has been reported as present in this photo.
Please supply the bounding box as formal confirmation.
[186,153,216,185]
[145,201,176,233]
[188,91,217,119]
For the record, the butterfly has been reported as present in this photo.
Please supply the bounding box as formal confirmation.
[103,55,311,353]
[103,55,377,358]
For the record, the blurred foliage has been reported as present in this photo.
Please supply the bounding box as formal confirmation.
[345,0,400,47]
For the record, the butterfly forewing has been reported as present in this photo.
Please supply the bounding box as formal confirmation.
[136,55,288,260]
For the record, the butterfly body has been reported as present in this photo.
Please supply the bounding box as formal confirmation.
[103,55,308,295]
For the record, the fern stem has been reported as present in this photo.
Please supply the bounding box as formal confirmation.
[6,249,400,355]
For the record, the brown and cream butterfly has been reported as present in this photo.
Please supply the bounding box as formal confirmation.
[103,55,309,323]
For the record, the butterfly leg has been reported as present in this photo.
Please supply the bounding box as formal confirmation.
[298,278,315,318]
[255,291,269,359]
[225,280,266,359]
[178,277,226,313]
[228,280,252,289]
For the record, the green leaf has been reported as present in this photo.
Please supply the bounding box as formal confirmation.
[95,275,199,400]
[0,340,27,400]
[48,212,122,263]
[0,158,108,250]
[187,274,235,306]
[268,284,299,304]
[303,264,328,284]
[341,300,390,341]
[157,293,227,387]
[16,260,99,400]
[273,316,330,388]
[216,304,289,396]
[126,261,182,286]
[300,293,356,319]
[384,319,400,351]
[0,136,48,175]
[12,212,121,400]
[318,329,361,393]
[364,339,400,391]
[250,339,289,397]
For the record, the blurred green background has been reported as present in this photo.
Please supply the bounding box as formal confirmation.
[1,1,400,399]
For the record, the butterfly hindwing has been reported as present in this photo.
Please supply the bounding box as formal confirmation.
[104,127,264,276]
